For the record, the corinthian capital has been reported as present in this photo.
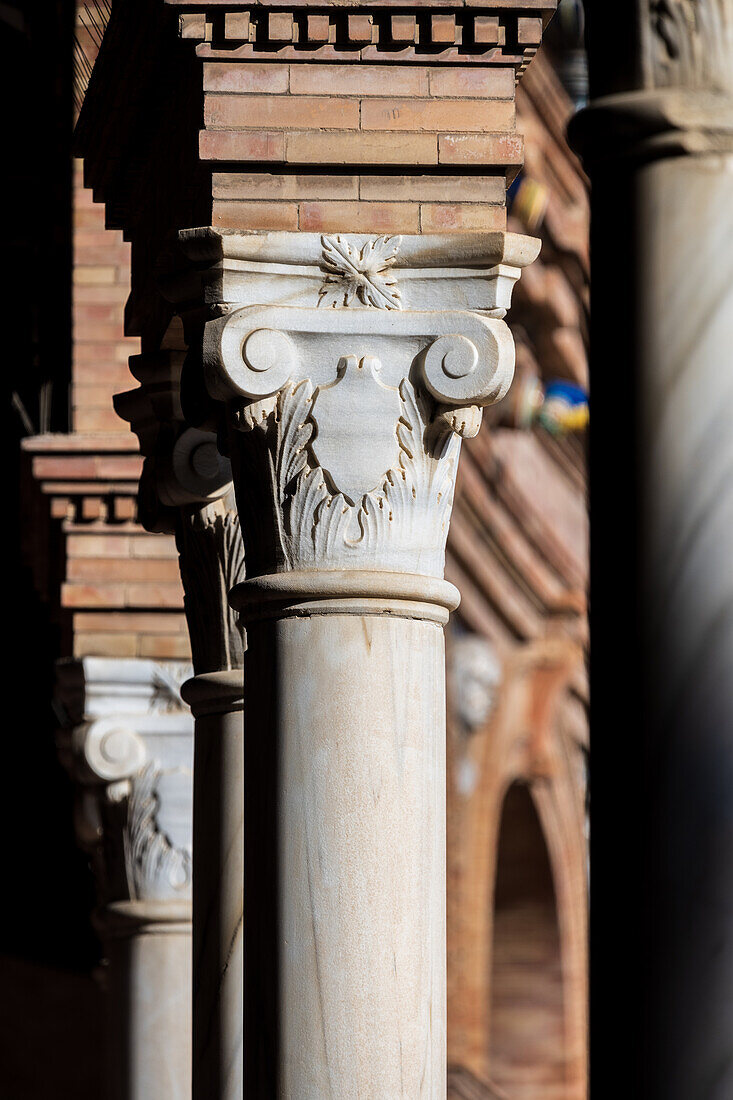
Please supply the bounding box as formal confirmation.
[578,0,733,163]
[171,230,539,585]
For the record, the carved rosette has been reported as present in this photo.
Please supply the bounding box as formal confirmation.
[202,299,516,581]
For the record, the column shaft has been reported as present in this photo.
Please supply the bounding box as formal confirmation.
[104,905,192,1100]
[184,671,245,1100]
[243,604,447,1096]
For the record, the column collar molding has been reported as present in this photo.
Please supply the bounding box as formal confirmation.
[570,87,733,167]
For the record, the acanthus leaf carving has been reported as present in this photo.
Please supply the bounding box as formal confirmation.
[237,368,460,577]
[176,488,246,674]
[123,763,192,901]
[319,235,402,310]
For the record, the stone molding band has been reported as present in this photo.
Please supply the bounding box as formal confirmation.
[181,670,245,718]
[230,569,461,624]
[570,88,733,165]
[95,899,192,939]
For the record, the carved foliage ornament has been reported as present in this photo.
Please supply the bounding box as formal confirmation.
[238,364,461,576]
[124,763,192,900]
[204,302,515,576]
[649,0,733,92]
[319,235,402,310]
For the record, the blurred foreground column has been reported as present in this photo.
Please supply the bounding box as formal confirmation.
[572,3,733,1095]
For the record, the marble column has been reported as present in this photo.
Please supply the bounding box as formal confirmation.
[171,228,539,1097]
[55,657,194,1100]
[116,337,247,1099]
[572,3,733,1094]
[176,495,246,1100]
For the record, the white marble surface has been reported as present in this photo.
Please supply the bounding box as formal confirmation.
[183,229,535,1098]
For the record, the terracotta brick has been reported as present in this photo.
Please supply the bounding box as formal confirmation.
[73,304,120,324]
[74,361,132,385]
[73,207,107,229]
[420,202,507,231]
[306,14,330,42]
[73,342,130,364]
[139,635,192,659]
[51,499,71,520]
[72,388,118,413]
[391,14,417,42]
[62,583,127,608]
[112,498,138,522]
[428,66,515,99]
[129,535,179,559]
[360,173,505,203]
[75,229,125,248]
[74,611,188,634]
[439,132,524,167]
[74,632,138,658]
[75,245,131,265]
[67,534,132,558]
[290,64,428,98]
[74,321,125,341]
[68,557,180,582]
[268,12,294,41]
[213,200,299,230]
[34,455,97,479]
[179,12,208,39]
[96,456,143,479]
[74,266,116,285]
[205,94,359,130]
[287,131,437,165]
[430,13,456,42]
[203,62,288,93]
[223,11,250,40]
[299,201,420,233]
[126,584,184,608]
[74,286,130,305]
[517,16,543,44]
[74,408,127,432]
[473,15,504,44]
[361,98,514,133]
[200,130,286,161]
[347,14,373,43]
[213,172,359,200]
[81,498,106,521]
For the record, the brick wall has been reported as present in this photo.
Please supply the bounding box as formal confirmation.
[71,159,137,434]
[203,61,517,232]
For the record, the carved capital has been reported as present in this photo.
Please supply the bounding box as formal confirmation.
[645,0,733,94]
[56,658,194,906]
[204,306,513,578]
[574,1,733,165]
[173,231,538,584]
